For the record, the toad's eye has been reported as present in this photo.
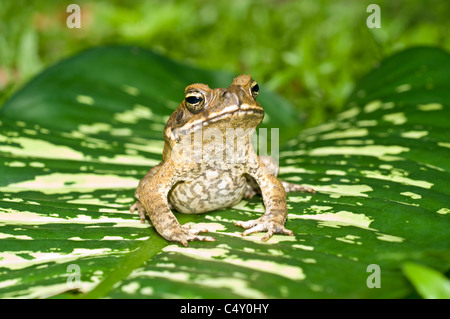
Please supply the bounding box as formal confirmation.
[251,81,259,99]
[185,91,205,113]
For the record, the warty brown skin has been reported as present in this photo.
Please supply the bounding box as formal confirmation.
[130,75,315,246]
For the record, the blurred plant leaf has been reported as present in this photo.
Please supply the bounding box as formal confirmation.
[0,46,449,299]
[402,262,450,299]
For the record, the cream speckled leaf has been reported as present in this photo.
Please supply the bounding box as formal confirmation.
[0,46,298,298]
[1,46,449,299]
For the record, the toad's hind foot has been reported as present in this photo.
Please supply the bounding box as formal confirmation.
[130,201,146,223]
[235,217,294,242]
[282,181,315,194]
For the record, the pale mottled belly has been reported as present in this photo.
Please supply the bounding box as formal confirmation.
[168,170,247,214]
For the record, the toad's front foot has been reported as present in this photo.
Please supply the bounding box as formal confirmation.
[162,225,216,247]
[235,216,293,242]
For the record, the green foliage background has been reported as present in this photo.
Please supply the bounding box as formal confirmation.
[1,0,449,127]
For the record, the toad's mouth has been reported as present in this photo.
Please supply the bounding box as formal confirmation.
[203,106,264,126]
[176,104,264,136]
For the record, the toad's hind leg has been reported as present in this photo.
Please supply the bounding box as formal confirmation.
[281,181,315,194]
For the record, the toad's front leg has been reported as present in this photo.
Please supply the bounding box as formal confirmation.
[138,161,215,246]
[235,158,293,241]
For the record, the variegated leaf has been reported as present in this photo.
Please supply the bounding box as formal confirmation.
[0,46,449,299]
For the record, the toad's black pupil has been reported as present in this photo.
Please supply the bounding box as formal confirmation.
[186,96,202,104]
[252,84,259,93]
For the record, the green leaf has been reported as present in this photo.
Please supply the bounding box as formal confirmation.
[0,46,449,299]
[0,46,299,298]
[402,262,450,299]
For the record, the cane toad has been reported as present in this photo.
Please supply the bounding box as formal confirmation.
[130,75,314,246]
